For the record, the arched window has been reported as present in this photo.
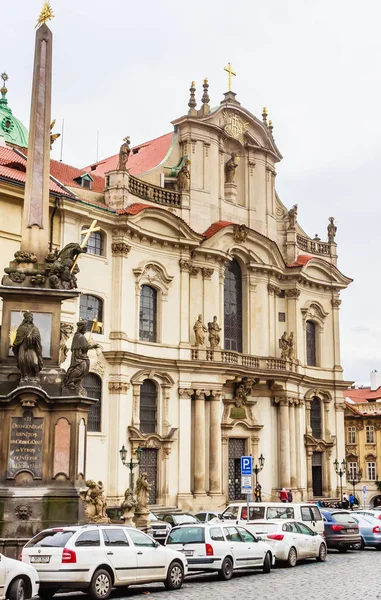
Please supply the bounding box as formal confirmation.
[224,259,242,352]
[306,320,317,366]
[139,286,157,343]
[140,379,157,433]
[81,227,104,256]
[310,397,322,438]
[80,294,103,332]
[84,373,102,432]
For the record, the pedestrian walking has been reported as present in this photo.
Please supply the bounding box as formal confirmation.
[342,493,349,510]
[287,489,293,502]
[349,493,355,510]
[279,487,288,502]
[255,482,262,502]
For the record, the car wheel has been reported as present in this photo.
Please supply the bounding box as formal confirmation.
[375,546,381,551]
[286,547,297,567]
[218,557,234,580]
[353,538,365,551]
[89,569,112,600]
[338,548,348,553]
[262,552,272,574]
[8,578,26,600]
[164,561,184,590]
[38,590,58,600]
[316,543,327,562]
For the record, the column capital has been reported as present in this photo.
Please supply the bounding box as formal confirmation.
[178,388,193,400]
[202,267,214,279]
[111,242,131,257]
[108,380,130,394]
[285,288,301,299]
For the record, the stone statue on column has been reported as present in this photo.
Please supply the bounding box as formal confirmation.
[177,159,191,191]
[327,217,337,243]
[134,473,152,531]
[288,204,298,230]
[80,480,110,523]
[117,136,131,171]
[193,314,207,346]
[12,311,43,385]
[121,488,138,526]
[208,316,221,349]
[62,321,99,396]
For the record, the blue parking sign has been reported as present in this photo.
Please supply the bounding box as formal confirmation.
[241,456,252,476]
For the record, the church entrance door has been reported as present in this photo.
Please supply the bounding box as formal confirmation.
[312,451,323,497]
[228,438,246,500]
[139,448,158,504]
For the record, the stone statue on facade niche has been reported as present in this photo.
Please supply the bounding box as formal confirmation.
[177,159,191,191]
[327,217,337,243]
[47,243,87,290]
[12,311,43,383]
[62,321,99,396]
[80,480,109,523]
[135,473,151,513]
[288,204,298,230]
[193,314,207,346]
[117,136,131,171]
[279,331,295,361]
[233,378,256,408]
[121,488,138,526]
[225,152,238,183]
[58,322,74,366]
[208,316,221,349]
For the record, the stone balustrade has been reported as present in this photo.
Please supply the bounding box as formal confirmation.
[128,175,181,207]
[296,234,332,256]
[190,348,299,373]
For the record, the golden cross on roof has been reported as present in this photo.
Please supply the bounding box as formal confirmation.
[70,220,100,273]
[35,2,54,29]
[224,62,236,92]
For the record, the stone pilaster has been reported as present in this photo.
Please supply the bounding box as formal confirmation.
[177,389,193,509]
[279,398,291,488]
[194,390,206,495]
[289,401,297,488]
[209,392,222,494]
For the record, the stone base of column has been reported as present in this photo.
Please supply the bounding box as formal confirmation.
[177,493,194,511]
[224,182,237,202]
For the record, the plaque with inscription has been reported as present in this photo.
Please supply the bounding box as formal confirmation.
[230,407,247,420]
[7,410,44,479]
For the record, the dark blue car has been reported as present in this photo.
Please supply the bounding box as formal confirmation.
[321,510,361,552]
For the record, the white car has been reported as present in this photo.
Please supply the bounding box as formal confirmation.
[165,523,274,579]
[21,525,187,599]
[0,553,39,600]
[249,519,327,567]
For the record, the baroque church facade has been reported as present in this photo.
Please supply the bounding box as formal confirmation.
[0,75,352,508]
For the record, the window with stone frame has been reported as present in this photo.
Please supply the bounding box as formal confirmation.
[306,320,317,366]
[224,258,243,353]
[347,426,356,444]
[366,425,375,444]
[367,461,376,481]
[81,227,104,256]
[139,285,157,343]
[83,373,102,432]
[79,294,103,332]
[348,461,358,479]
[310,396,322,438]
[139,379,157,434]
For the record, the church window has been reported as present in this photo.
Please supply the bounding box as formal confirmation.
[81,227,104,256]
[139,286,157,343]
[74,173,93,190]
[347,426,356,444]
[306,320,317,366]
[224,259,242,353]
[310,397,322,438]
[79,294,103,332]
[367,462,376,481]
[366,425,375,444]
[348,462,358,480]
[84,373,102,432]
[278,312,286,322]
[140,379,157,434]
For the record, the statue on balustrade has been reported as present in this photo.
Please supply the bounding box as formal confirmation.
[117,136,131,171]
[288,204,298,230]
[62,320,99,396]
[225,152,238,183]
[121,488,138,526]
[80,480,109,523]
[193,314,207,346]
[208,316,221,349]
[279,331,295,361]
[135,473,151,513]
[12,311,43,383]
[327,217,337,243]
[177,159,191,191]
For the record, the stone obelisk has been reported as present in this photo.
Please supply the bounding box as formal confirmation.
[21,23,52,263]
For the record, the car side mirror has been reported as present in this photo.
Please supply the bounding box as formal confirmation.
[256,536,263,541]
[153,541,160,548]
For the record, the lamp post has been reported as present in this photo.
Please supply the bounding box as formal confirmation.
[346,468,362,508]
[253,454,265,502]
[119,445,143,491]
[333,458,346,505]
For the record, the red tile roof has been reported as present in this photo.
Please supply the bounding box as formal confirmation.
[203,221,234,239]
[49,159,104,193]
[287,254,314,267]
[82,132,174,178]
[345,387,381,403]
[117,203,154,215]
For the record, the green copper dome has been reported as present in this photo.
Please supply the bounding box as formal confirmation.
[0,73,28,148]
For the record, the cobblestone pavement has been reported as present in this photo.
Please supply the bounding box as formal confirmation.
[57,549,381,600]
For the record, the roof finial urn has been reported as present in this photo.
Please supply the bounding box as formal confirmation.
[199,78,210,115]
[188,81,197,116]
[0,72,8,105]
[262,106,268,125]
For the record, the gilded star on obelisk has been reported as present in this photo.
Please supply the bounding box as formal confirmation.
[35,2,54,29]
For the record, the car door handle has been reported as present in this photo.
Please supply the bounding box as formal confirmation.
[106,552,113,555]
[137,551,143,555]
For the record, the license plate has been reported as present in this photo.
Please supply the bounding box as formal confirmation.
[30,555,50,564]
[182,550,194,556]
[346,529,356,533]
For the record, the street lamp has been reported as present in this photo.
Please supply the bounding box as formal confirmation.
[253,454,265,502]
[347,467,362,507]
[119,445,143,491]
[333,458,346,505]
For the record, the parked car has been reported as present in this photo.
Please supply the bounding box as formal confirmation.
[352,509,381,521]
[351,514,381,550]
[149,513,172,544]
[0,553,39,600]
[320,510,361,552]
[21,524,187,599]
[165,522,274,579]
[247,519,327,567]
[194,511,220,523]
[160,513,200,527]
[214,502,324,535]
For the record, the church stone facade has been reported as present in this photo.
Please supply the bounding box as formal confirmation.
[0,80,352,509]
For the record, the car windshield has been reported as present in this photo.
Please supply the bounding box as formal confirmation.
[26,530,75,548]
[174,515,199,524]
[166,527,205,544]
[221,506,239,519]
[149,513,158,521]
[331,513,357,524]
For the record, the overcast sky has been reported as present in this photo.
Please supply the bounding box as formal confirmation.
[2,0,379,384]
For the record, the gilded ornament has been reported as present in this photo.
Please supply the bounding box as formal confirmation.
[223,111,249,145]
[35,2,54,29]
[224,62,236,91]
[233,224,248,243]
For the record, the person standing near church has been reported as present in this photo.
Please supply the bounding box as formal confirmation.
[279,488,288,502]
[255,482,262,502]
[287,489,293,503]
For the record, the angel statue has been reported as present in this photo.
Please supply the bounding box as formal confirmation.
[121,488,138,526]
[135,473,151,513]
